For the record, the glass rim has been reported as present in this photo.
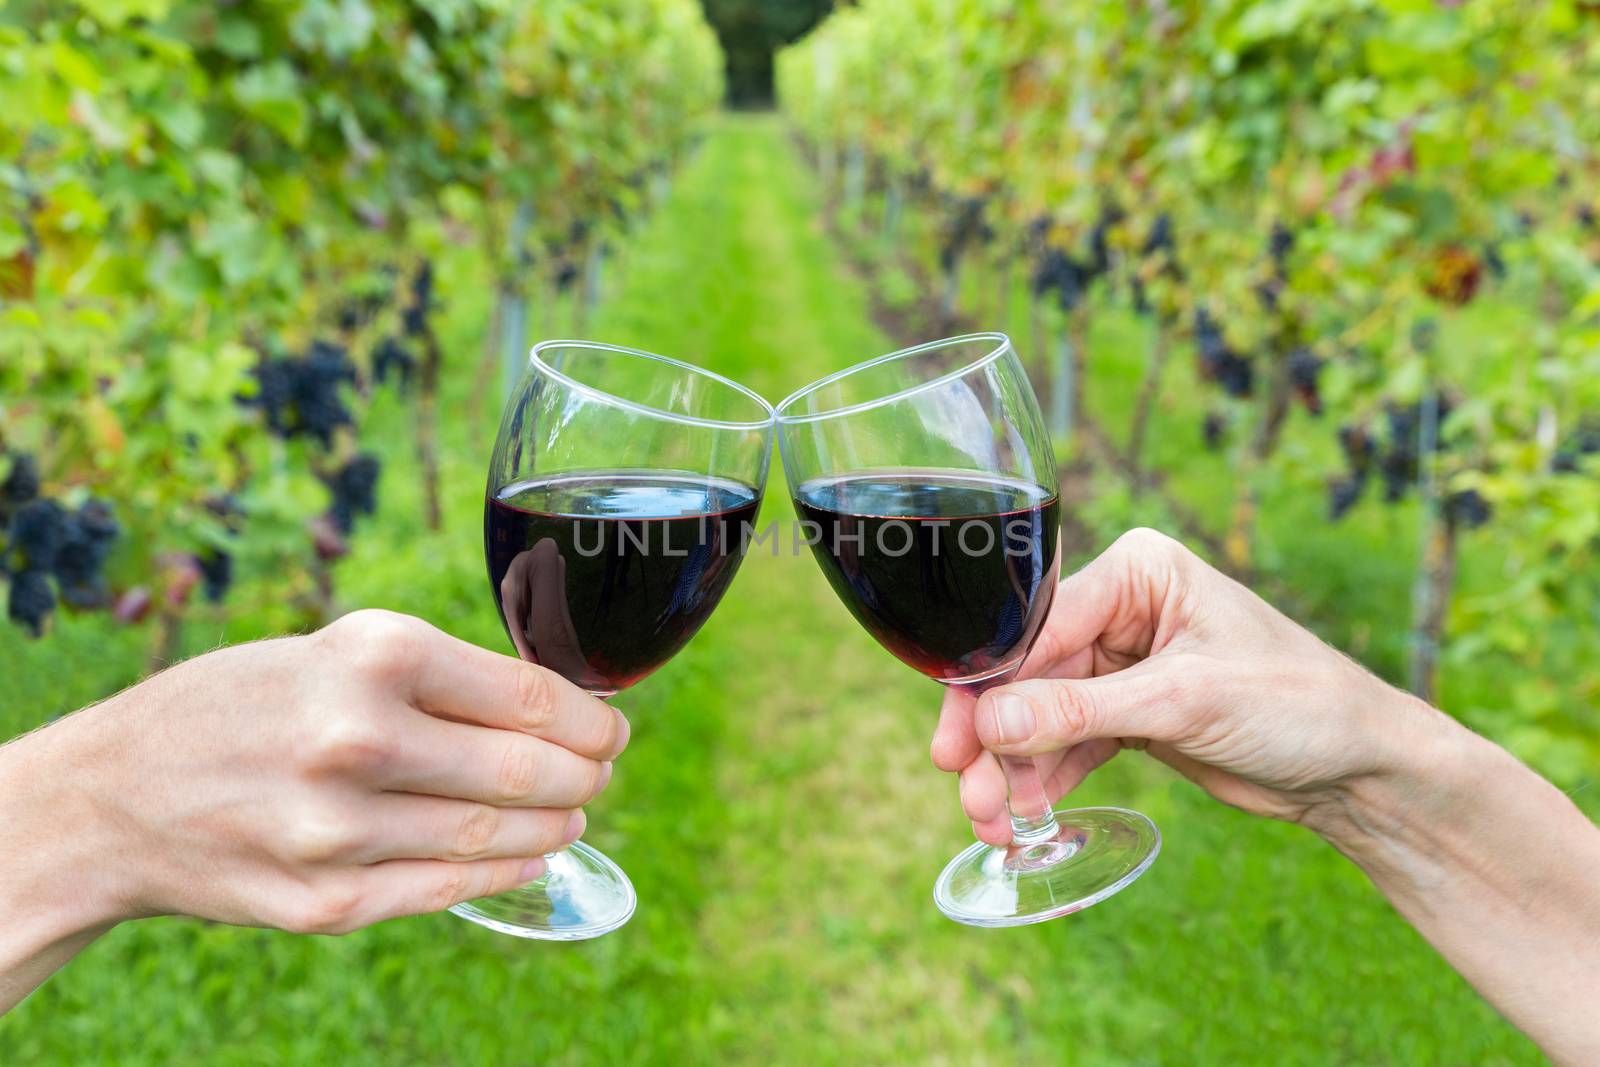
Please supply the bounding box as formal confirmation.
[774,332,1013,425]
[529,339,776,431]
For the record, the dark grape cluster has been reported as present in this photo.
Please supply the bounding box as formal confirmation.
[324,453,382,535]
[1379,405,1424,501]
[8,570,53,636]
[247,341,357,446]
[1088,203,1121,278]
[938,196,992,273]
[1193,308,1254,397]
[2,452,120,635]
[1255,223,1296,313]
[1131,213,1186,315]
[191,494,244,605]
[1287,348,1324,415]
[1326,424,1373,519]
[1202,411,1227,451]
[1253,277,1284,313]
[371,335,416,389]
[1268,222,1295,275]
[1327,397,1458,519]
[1031,247,1090,312]
[2,453,40,507]
[1141,213,1175,259]
[196,548,233,604]
[402,261,435,338]
[1328,475,1365,520]
[56,499,119,608]
[1553,419,1600,473]
[1444,488,1492,529]
[1483,242,1507,280]
[554,258,581,292]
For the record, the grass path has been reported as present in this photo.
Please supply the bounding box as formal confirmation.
[0,115,1540,1066]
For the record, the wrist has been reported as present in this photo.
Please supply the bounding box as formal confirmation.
[0,702,141,946]
[1306,683,1523,898]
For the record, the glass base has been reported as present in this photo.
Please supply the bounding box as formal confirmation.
[449,840,636,941]
[933,806,1160,928]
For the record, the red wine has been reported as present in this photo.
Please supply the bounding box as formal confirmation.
[793,470,1060,687]
[486,472,761,695]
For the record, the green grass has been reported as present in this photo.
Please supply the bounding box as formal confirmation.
[0,115,1546,1065]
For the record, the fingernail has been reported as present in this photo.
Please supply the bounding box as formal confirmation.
[563,809,587,843]
[519,857,547,882]
[598,761,614,789]
[990,694,1035,745]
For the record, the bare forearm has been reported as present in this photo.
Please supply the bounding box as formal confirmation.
[1326,704,1600,1065]
[0,711,127,1015]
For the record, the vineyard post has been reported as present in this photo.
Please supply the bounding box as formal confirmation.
[1028,291,1043,369]
[416,305,445,533]
[1045,302,1077,444]
[150,605,183,674]
[813,39,838,206]
[1224,340,1294,572]
[499,200,536,397]
[1127,321,1172,487]
[578,238,605,335]
[843,141,865,221]
[1536,280,1565,461]
[1407,368,1453,702]
[940,237,962,328]
[881,168,902,244]
[991,238,1013,329]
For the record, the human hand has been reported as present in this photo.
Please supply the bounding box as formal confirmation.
[11,609,628,938]
[930,528,1444,847]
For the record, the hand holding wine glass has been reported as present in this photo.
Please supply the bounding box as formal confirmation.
[931,526,1423,845]
[0,609,622,1012]
[932,526,1600,1067]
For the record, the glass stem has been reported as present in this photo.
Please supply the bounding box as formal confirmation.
[999,754,1060,846]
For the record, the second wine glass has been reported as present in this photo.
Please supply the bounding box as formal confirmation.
[775,332,1160,927]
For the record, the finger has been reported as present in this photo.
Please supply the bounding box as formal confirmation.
[932,688,982,772]
[1040,738,1122,804]
[405,624,628,761]
[958,750,1007,823]
[971,810,1013,847]
[975,658,1191,756]
[960,747,1081,824]
[1012,553,1127,680]
[353,854,556,925]
[966,742,1112,847]
[1015,528,1192,681]
[382,712,613,807]
[353,794,588,863]
[958,747,1076,845]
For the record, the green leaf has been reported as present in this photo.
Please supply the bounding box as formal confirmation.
[152,100,204,149]
[231,62,308,146]
[75,0,174,28]
[215,16,263,59]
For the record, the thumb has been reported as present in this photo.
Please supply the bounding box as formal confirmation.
[974,659,1193,756]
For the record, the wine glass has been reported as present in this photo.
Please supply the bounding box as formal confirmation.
[459,339,774,940]
[775,332,1159,927]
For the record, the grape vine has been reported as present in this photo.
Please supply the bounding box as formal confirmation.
[0,0,723,652]
[779,0,1600,755]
